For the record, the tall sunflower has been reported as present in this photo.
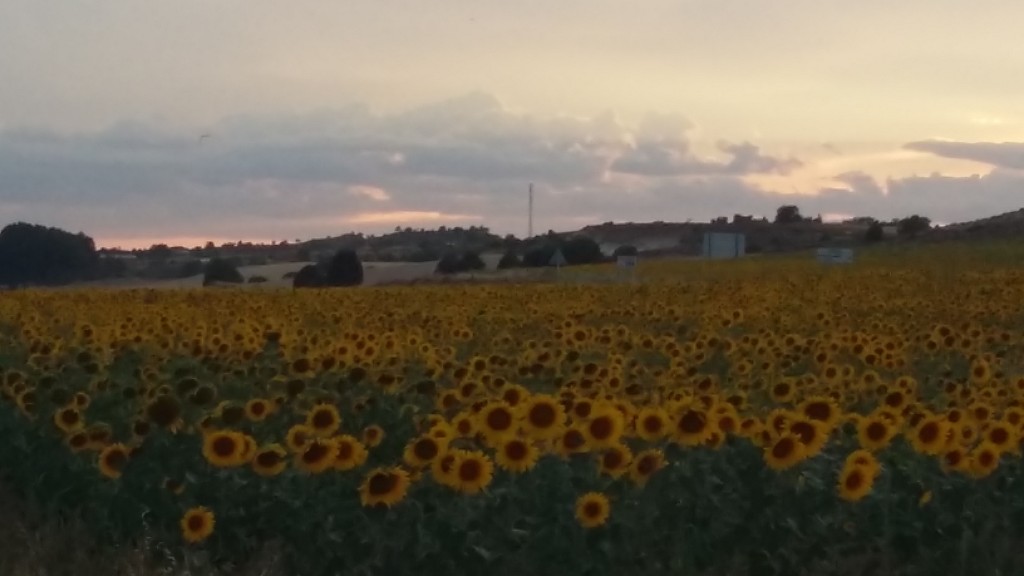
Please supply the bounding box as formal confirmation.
[495,437,540,473]
[334,434,369,471]
[53,406,84,434]
[453,450,494,494]
[252,444,288,477]
[202,430,247,468]
[306,403,342,437]
[628,449,666,486]
[181,506,215,543]
[634,406,670,442]
[856,414,896,451]
[97,443,130,479]
[838,464,876,502]
[519,394,566,440]
[295,437,338,474]
[403,435,447,468]
[763,433,806,471]
[362,424,385,448]
[582,406,625,449]
[359,467,411,507]
[575,492,611,528]
[285,424,315,453]
[476,401,519,446]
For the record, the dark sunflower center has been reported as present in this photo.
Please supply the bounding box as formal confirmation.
[528,404,556,428]
[368,473,396,495]
[187,515,206,531]
[505,441,528,461]
[677,411,706,434]
[771,438,795,459]
[458,459,482,481]
[486,409,513,431]
[918,423,939,443]
[589,416,614,440]
[212,436,237,457]
[844,470,864,490]
[311,410,336,429]
[302,442,330,464]
[642,416,663,433]
[583,502,603,518]
[413,439,438,460]
[256,451,282,467]
[866,422,888,441]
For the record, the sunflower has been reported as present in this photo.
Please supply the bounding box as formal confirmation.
[582,406,625,449]
[323,434,364,470]
[306,403,342,437]
[844,449,880,476]
[252,444,288,477]
[202,430,247,468]
[362,424,385,447]
[244,398,273,422]
[295,437,337,473]
[476,401,519,445]
[838,465,875,502]
[983,422,1018,453]
[359,467,411,507]
[97,443,130,479]
[403,435,447,468]
[66,431,90,453]
[53,406,84,434]
[575,492,611,528]
[285,424,315,452]
[629,449,666,486]
[788,418,829,458]
[598,443,633,479]
[634,406,670,442]
[672,406,714,447]
[495,437,540,473]
[554,426,590,457]
[146,395,182,428]
[519,394,566,439]
[907,417,949,456]
[940,447,968,474]
[763,433,806,471]
[968,442,1001,478]
[163,478,186,495]
[430,451,461,488]
[453,450,494,494]
[857,414,895,451]
[181,506,215,544]
[798,396,841,428]
[452,412,477,438]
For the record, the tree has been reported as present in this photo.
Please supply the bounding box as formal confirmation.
[562,236,604,265]
[774,205,803,224]
[497,251,521,270]
[0,222,98,287]
[435,253,463,275]
[612,245,639,258]
[864,222,884,243]
[292,265,325,288]
[202,258,243,286]
[459,251,486,272]
[325,249,364,287]
[897,215,931,237]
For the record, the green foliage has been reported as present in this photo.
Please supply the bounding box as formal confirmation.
[292,265,324,288]
[497,251,521,270]
[325,250,364,287]
[202,259,244,286]
[865,222,885,243]
[898,215,932,237]
[0,222,99,287]
[436,251,486,275]
[774,205,804,224]
[612,245,639,258]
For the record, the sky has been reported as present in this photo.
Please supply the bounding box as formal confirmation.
[2,0,1023,249]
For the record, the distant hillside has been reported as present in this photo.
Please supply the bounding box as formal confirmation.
[574,219,871,256]
[925,208,1024,242]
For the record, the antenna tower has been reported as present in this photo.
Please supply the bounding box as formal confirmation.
[528,183,534,239]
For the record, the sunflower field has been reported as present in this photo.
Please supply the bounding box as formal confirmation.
[4,244,1024,575]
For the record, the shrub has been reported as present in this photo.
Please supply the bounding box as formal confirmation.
[177,260,205,279]
[459,251,486,272]
[292,265,324,288]
[864,222,884,243]
[562,237,604,265]
[435,253,463,275]
[612,245,639,258]
[325,250,363,287]
[202,258,243,286]
[497,251,521,270]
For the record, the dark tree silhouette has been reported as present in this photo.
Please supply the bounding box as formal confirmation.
[292,264,325,288]
[774,205,804,224]
[325,249,364,286]
[897,215,931,237]
[497,250,521,270]
[202,258,244,286]
[0,222,99,287]
[864,222,884,243]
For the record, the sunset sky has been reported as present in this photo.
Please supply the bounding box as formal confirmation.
[2,0,1023,249]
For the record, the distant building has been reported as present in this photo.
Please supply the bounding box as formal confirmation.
[702,232,746,259]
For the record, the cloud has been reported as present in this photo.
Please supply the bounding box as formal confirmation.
[905,140,1024,170]
[347,185,391,202]
[1,92,1022,247]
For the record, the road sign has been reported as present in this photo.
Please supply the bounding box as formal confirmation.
[549,248,567,267]
[616,255,638,268]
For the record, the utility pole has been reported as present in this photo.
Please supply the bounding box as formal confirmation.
[528,183,534,239]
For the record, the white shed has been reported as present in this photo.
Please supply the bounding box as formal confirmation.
[702,232,746,259]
